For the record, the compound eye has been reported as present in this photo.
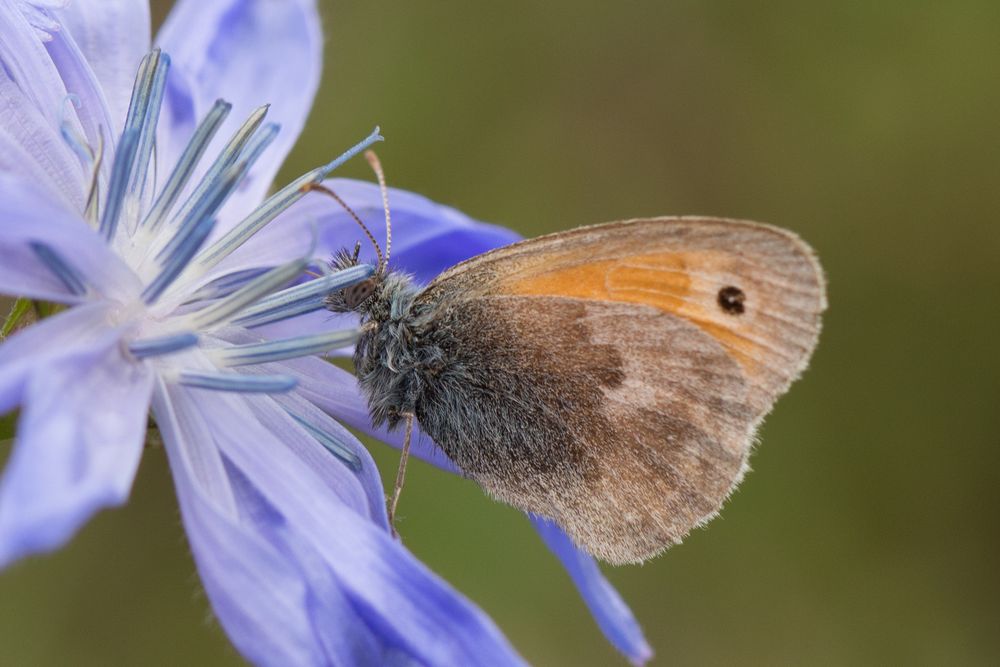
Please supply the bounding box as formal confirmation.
[344,278,377,309]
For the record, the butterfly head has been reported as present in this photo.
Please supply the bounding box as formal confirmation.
[316,149,412,321]
[324,243,417,326]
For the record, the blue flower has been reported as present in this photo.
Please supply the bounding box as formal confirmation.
[0,1,651,665]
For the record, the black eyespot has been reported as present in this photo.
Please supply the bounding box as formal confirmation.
[717,285,746,315]
[344,278,377,309]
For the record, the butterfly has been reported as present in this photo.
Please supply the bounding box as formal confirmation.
[319,176,826,565]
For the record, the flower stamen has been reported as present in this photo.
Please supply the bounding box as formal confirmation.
[128,332,199,359]
[191,126,384,275]
[126,51,170,212]
[99,128,140,241]
[176,370,297,393]
[29,242,88,295]
[234,264,374,328]
[209,329,359,367]
[101,49,170,241]
[142,216,216,304]
[142,99,232,232]
[288,412,363,471]
[184,258,308,330]
[59,95,93,165]
[165,104,271,236]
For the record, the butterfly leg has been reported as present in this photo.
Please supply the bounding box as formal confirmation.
[387,412,414,536]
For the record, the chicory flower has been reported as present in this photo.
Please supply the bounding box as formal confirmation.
[0,1,651,664]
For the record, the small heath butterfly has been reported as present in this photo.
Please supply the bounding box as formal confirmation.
[321,161,826,564]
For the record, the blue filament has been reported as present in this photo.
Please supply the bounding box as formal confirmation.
[235,264,374,327]
[183,268,270,303]
[193,126,384,272]
[289,412,362,471]
[128,332,199,359]
[98,128,139,241]
[59,95,93,165]
[188,258,309,329]
[178,371,297,393]
[168,105,270,230]
[142,216,216,304]
[127,51,170,202]
[143,100,232,231]
[29,242,87,295]
[215,329,359,366]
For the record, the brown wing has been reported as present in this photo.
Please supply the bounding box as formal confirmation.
[414,218,825,564]
[423,217,826,414]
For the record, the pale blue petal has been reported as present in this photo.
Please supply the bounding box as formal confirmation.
[0,330,153,567]
[154,382,329,666]
[42,15,120,185]
[157,380,420,665]
[0,123,72,205]
[0,81,85,210]
[182,387,525,666]
[53,1,151,135]
[211,325,390,524]
[157,0,322,232]
[0,0,70,120]
[0,173,140,302]
[531,516,653,666]
[0,2,87,208]
[223,462,393,666]
[0,302,115,414]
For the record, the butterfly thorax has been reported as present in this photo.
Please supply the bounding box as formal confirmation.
[327,265,444,430]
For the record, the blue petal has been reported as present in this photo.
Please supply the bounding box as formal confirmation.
[0,1,72,122]
[0,3,88,209]
[167,384,526,666]
[223,462,393,666]
[0,328,153,567]
[157,0,323,233]
[0,302,116,415]
[41,26,117,190]
[531,516,653,666]
[53,1,151,136]
[154,382,332,666]
[157,381,418,665]
[0,173,141,302]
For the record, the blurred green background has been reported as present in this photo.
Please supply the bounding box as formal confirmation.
[2,1,999,665]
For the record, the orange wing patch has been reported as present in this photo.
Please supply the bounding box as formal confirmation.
[506,251,759,371]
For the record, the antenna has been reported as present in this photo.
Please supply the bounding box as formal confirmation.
[301,182,383,270]
[365,149,391,271]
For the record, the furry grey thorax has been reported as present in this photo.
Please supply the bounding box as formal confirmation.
[326,263,444,431]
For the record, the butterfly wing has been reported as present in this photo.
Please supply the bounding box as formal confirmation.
[413,217,825,564]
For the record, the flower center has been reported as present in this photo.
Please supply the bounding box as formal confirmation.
[29,48,378,439]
